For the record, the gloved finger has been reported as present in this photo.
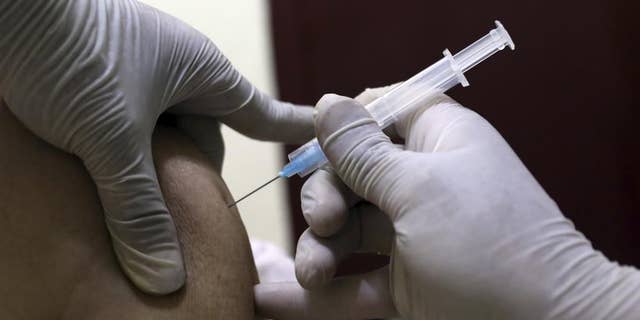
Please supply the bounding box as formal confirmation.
[392,94,497,153]
[300,86,408,238]
[175,115,224,173]
[159,26,314,144]
[295,203,393,289]
[255,266,397,320]
[354,83,403,140]
[219,94,315,145]
[353,83,400,105]
[314,94,407,213]
[78,132,184,295]
[301,167,359,237]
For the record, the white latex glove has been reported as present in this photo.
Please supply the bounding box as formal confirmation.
[251,239,296,283]
[0,0,313,294]
[254,89,640,319]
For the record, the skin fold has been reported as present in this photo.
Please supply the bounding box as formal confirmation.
[0,100,258,319]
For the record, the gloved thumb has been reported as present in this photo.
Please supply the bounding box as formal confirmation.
[79,134,185,295]
[314,94,404,213]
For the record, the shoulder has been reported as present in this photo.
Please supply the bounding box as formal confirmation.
[0,100,257,319]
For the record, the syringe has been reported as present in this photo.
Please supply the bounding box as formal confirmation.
[228,20,515,208]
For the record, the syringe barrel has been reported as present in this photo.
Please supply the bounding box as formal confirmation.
[367,55,460,128]
[369,20,514,128]
[283,20,514,178]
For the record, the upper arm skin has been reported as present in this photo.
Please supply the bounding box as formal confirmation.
[0,100,258,319]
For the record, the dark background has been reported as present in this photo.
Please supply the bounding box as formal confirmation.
[269,0,640,271]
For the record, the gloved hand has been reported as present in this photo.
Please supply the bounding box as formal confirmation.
[254,89,640,319]
[0,0,313,294]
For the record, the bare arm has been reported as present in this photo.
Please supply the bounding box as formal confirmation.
[0,99,258,319]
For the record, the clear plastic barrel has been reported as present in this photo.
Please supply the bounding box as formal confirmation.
[282,20,515,178]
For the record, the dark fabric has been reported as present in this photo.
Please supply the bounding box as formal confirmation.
[270,0,640,268]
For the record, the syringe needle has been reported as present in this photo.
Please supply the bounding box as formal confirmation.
[227,175,281,208]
